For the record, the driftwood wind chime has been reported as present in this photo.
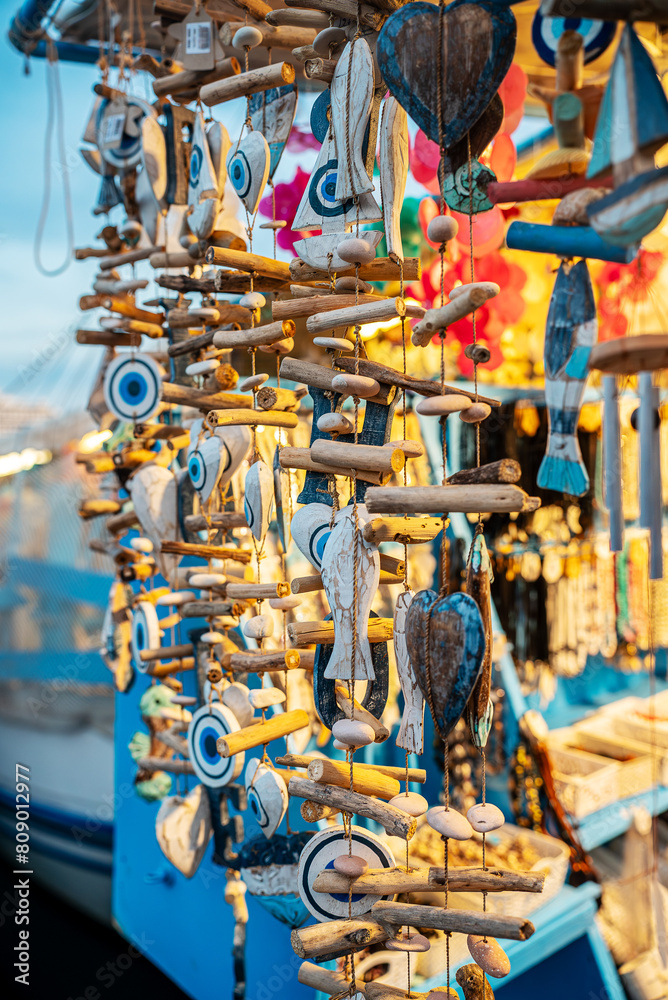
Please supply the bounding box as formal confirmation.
[69,0,668,996]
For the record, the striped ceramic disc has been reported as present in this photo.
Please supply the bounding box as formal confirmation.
[187,704,244,788]
[131,601,161,673]
[298,824,395,922]
[531,12,616,67]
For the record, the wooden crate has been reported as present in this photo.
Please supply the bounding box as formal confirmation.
[604,693,668,751]
[549,723,665,800]
[545,744,619,818]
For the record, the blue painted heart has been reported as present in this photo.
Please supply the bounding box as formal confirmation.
[405,590,485,740]
[377,0,516,147]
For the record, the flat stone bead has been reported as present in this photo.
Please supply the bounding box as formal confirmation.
[467,935,511,978]
[268,596,301,610]
[239,291,266,309]
[317,412,354,435]
[388,792,429,817]
[156,590,195,606]
[416,395,472,416]
[188,307,220,321]
[233,25,263,49]
[333,854,369,877]
[313,26,347,57]
[467,802,505,833]
[337,238,376,265]
[248,687,286,709]
[331,373,380,399]
[331,719,375,748]
[427,215,458,244]
[130,536,154,553]
[425,990,458,1000]
[313,337,354,353]
[186,358,220,376]
[201,631,224,644]
[243,615,274,639]
[238,373,269,391]
[460,402,492,424]
[426,806,473,841]
[386,932,431,953]
[189,573,227,588]
[332,739,349,751]
[335,276,373,294]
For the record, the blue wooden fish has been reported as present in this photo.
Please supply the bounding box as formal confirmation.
[537,259,597,497]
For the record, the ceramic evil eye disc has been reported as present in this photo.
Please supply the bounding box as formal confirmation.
[310,523,331,569]
[298,825,395,921]
[228,149,252,199]
[188,450,206,490]
[187,704,245,788]
[103,354,162,422]
[189,144,203,187]
[308,159,354,218]
[531,12,616,67]
[131,601,161,673]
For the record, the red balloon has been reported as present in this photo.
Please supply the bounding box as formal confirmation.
[499,64,527,135]
[451,207,505,257]
[489,134,516,183]
[413,129,440,171]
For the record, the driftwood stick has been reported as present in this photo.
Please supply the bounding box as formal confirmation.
[362,517,443,545]
[287,777,416,840]
[291,917,389,960]
[333,681,390,743]
[447,459,522,486]
[271,293,382,320]
[217,709,310,756]
[288,618,393,647]
[279,357,394,404]
[307,759,400,798]
[139,643,194,663]
[184,512,248,531]
[364,485,540,515]
[201,62,296,107]
[205,247,293,281]
[255,386,306,412]
[161,382,253,411]
[314,865,546,896]
[372,901,536,940]
[227,650,305,672]
[76,329,142,348]
[179,601,235,618]
[99,246,162,270]
[276,755,426,784]
[160,540,252,563]
[335,357,500,406]
[208,409,299,429]
[146,657,196,677]
[284,0,386,31]
[289,256,420,283]
[300,801,341,822]
[137,756,195,775]
[279,447,389,485]
[298,963,361,995]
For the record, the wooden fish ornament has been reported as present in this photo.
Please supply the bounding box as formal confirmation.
[227,131,271,216]
[314,610,389,730]
[537,259,597,497]
[638,372,663,580]
[186,419,225,503]
[379,96,409,261]
[96,94,154,172]
[156,783,212,878]
[330,39,375,201]
[321,505,380,680]
[207,121,232,198]
[136,116,167,245]
[465,533,494,748]
[129,464,181,581]
[244,461,274,541]
[131,600,161,672]
[406,591,485,741]
[394,590,424,754]
[229,832,312,928]
[377,0,516,147]
[163,102,194,207]
[290,503,332,570]
[188,111,220,239]
[249,85,297,179]
[100,581,134,693]
[245,758,288,839]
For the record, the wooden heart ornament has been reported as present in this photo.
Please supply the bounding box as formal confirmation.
[405,590,485,740]
[156,783,212,878]
[245,758,288,839]
[377,0,516,146]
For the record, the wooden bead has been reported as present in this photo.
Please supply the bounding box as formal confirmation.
[335,276,373,294]
[313,337,354,352]
[268,596,302,610]
[156,590,195,606]
[426,806,473,840]
[336,238,376,266]
[233,25,263,49]
[467,935,511,978]
[243,614,274,639]
[259,337,294,355]
[331,373,380,398]
[130,537,154,553]
[332,854,369,877]
[467,802,505,833]
[331,718,375,747]
[201,631,224,644]
[259,220,287,230]
[240,291,266,309]
[416,395,472,416]
[459,402,492,424]
[317,412,354,435]
[313,26,347,57]
[248,687,286,709]
[388,792,428,817]
[186,358,220,376]
[464,343,491,364]
[239,373,269,391]
[387,932,431,953]
[427,215,458,244]
[190,573,227,587]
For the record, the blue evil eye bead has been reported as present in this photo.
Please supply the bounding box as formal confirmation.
[103,354,162,422]
[188,450,206,491]
[190,144,203,186]
[131,601,160,673]
[309,159,352,218]
[187,704,244,788]
[531,12,616,68]
[244,496,253,529]
[312,525,331,569]
[228,150,251,199]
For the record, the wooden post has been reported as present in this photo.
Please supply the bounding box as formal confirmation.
[287,777,416,839]
[371,901,535,940]
[216,709,310,756]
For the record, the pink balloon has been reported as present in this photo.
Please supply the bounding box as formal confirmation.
[451,206,505,257]
[489,134,516,183]
[413,129,440,171]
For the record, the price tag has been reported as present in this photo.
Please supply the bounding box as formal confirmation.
[186,20,211,55]
[99,99,128,150]
[179,8,216,70]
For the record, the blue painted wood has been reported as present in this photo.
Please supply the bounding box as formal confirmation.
[377,0,516,146]
[11,557,112,608]
[506,221,639,263]
[297,386,342,506]
[249,85,297,178]
[313,611,389,728]
[587,165,668,247]
[405,590,485,740]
